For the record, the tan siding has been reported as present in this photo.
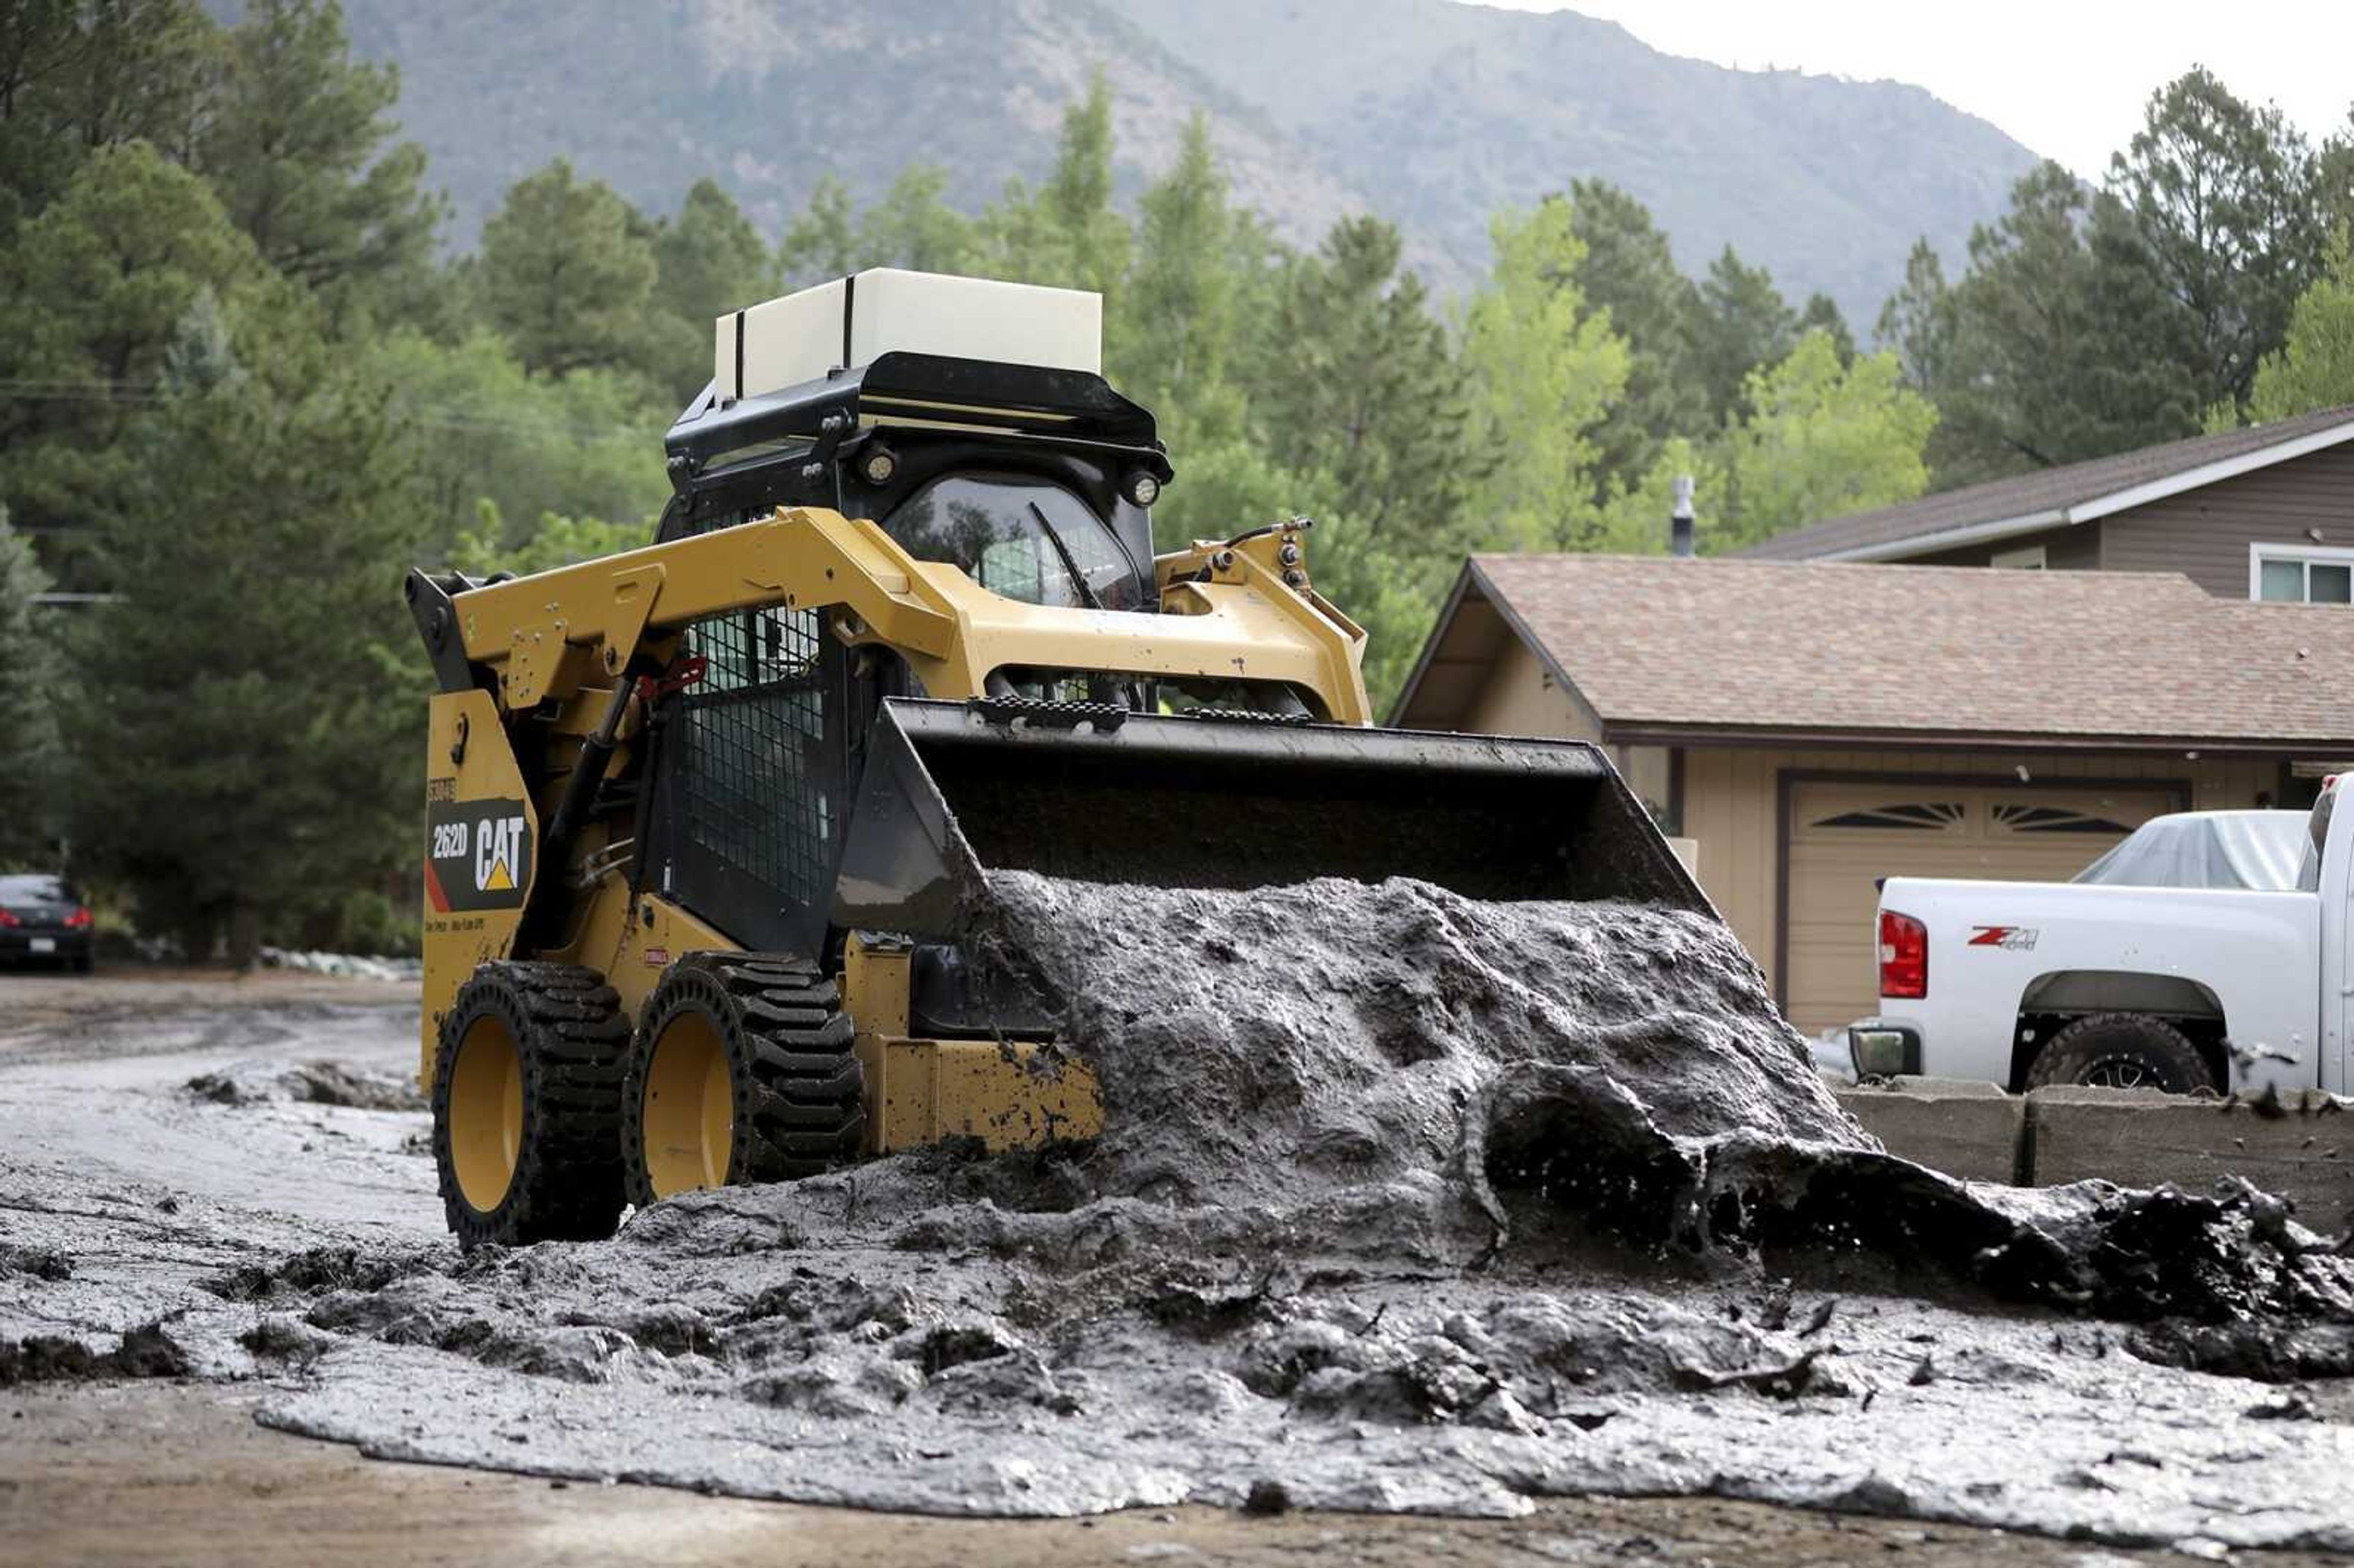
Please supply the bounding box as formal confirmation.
[1620,744,1671,817]
[1458,636,1594,739]
[2101,441,2354,596]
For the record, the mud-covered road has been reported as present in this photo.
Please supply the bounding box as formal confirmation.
[6,884,2354,1566]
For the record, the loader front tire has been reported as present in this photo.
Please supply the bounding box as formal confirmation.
[623,953,863,1206]
[432,962,630,1247]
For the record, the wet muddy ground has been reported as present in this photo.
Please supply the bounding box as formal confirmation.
[6,882,2354,1563]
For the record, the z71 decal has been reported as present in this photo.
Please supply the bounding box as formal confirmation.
[425,798,532,912]
[1968,924,2040,951]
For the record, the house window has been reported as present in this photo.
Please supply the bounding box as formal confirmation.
[2250,544,2354,604]
[1990,544,2047,569]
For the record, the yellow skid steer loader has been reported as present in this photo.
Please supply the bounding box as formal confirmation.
[406,268,1704,1246]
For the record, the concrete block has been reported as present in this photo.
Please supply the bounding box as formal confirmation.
[1835,1076,2026,1185]
[2027,1084,2354,1231]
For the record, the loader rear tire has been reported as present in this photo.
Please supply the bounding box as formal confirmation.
[623,952,864,1205]
[2024,1012,2217,1096]
[432,962,630,1248]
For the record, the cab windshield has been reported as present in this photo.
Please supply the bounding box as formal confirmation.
[883,474,1145,611]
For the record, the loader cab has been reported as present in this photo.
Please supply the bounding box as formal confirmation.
[655,268,1168,619]
[639,269,1174,961]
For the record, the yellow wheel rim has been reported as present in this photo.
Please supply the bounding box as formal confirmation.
[448,1013,523,1213]
[642,1010,733,1198]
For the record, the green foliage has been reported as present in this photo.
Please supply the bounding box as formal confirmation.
[1874,238,1954,392]
[361,329,668,557]
[63,310,425,965]
[1252,217,1473,555]
[1713,333,1935,549]
[1114,113,1235,428]
[0,0,219,240]
[778,174,858,286]
[0,141,274,577]
[1459,196,1629,551]
[2246,229,2354,423]
[1691,246,1796,425]
[15,4,2306,945]
[975,72,1130,299]
[2110,67,2327,414]
[478,158,660,378]
[649,178,779,399]
[1567,178,1708,491]
[0,511,62,864]
[196,0,442,313]
[851,166,975,276]
[449,509,648,579]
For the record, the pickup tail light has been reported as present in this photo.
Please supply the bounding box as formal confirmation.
[1879,908,1929,1000]
[66,907,93,930]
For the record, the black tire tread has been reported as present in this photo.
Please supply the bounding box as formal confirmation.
[2024,1011,2216,1095]
[622,950,864,1205]
[432,962,630,1248]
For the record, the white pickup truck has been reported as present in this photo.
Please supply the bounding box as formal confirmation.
[1852,800,2339,1095]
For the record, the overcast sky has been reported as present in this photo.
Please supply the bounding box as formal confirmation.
[1470,1,2353,177]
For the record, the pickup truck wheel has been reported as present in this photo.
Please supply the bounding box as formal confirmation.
[2024,1013,2216,1095]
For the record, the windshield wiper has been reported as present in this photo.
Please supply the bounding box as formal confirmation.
[1027,500,1105,612]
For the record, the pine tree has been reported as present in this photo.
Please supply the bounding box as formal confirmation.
[478,158,660,378]
[197,0,443,311]
[65,302,425,964]
[1934,162,2199,480]
[650,177,779,398]
[1874,238,1954,393]
[0,141,268,576]
[778,173,857,285]
[1690,245,1796,424]
[0,509,61,865]
[2110,67,2326,413]
[1566,178,1708,492]
[855,166,973,275]
[1116,113,1237,435]
[0,0,219,240]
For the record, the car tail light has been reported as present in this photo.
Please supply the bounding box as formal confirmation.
[66,907,93,930]
[0,909,16,928]
[1879,909,1928,1000]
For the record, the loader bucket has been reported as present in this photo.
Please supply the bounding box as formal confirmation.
[832,698,1708,939]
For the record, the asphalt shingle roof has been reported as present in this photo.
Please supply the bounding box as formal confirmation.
[1739,405,2354,561]
[1463,554,2354,748]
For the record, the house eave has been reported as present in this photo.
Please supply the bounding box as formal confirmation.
[1598,720,2351,757]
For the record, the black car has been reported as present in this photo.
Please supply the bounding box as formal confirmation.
[0,873,94,970]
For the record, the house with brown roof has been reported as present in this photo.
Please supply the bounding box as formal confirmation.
[1741,404,2354,602]
[1392,553,2354,1035]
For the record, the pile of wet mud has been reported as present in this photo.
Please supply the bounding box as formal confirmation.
[186,1059,425,1111]
[17,875,2354,1548]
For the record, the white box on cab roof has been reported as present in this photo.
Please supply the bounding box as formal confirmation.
[713,269,1102,402]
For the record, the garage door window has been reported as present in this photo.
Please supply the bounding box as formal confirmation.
[1991,803,2136,834]
[1808,802,1965,831]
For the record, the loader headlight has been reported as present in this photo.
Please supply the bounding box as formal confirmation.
[861,448,898,486]
[1126,471,1160,507]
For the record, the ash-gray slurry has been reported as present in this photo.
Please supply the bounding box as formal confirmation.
[11,876,2354,1548]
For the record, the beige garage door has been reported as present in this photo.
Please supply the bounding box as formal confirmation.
[1783,780,2176,1033]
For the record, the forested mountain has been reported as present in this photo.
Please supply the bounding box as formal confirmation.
[301,0,2036,319]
